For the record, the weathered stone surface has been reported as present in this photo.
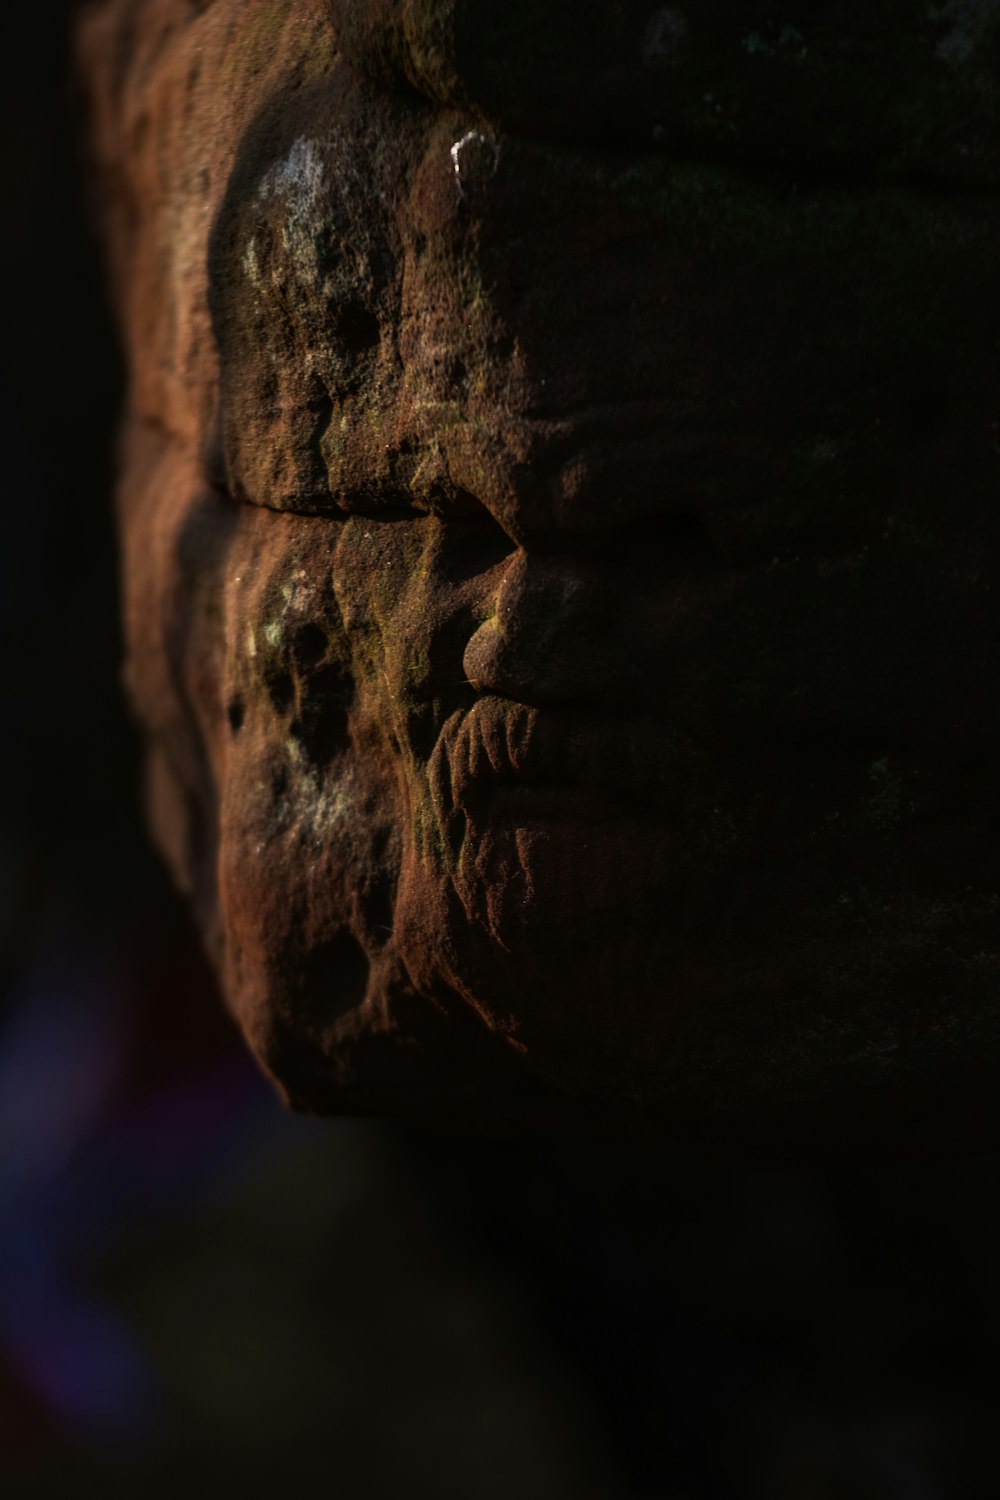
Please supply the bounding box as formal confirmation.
[82,0,1000,1155]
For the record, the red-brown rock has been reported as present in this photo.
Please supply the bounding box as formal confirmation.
[81,0,1000,1158]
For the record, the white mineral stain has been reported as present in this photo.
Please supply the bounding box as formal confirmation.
[241,235,261,286]
[281,576,313,608]
[309,774,355,834]
[244,130,386,302]
[243,136,328,288]
[285,743,356,841]
[266,137,325,281]
[265,136,325,202]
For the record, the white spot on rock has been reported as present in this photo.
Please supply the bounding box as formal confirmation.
[450,130,501,199]
[242,129,390,317]
[250,136,327,285]
[264,136,325,202]
[287,750,356,843]
[241,235,261,286]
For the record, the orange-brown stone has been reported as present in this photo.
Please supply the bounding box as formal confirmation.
[81,0,1000,1157]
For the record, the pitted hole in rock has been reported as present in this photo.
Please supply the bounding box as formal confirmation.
[289,621,329,672]
[267,669,296,714]
[291,659,353,767]
[446,356,469,393]
[227,698,245,734]
[335,298,381,356]
[309,385,334,426]
[300,928,370,1026]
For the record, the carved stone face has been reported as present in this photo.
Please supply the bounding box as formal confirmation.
[83,0,1000,1153]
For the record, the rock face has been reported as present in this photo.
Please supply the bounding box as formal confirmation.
[81,0,1000,1155]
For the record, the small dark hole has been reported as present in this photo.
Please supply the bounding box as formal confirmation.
[336,299,381,356]
[308,384,334,422]
[268,670,296,714]
[300,929,370,1025]
[227,699,245,734]
[291,622,329,670]
[292,660,353,766]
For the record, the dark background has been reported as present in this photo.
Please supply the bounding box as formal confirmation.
[4,6,1000,1497]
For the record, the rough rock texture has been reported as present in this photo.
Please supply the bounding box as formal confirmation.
[82,0,1000,1156]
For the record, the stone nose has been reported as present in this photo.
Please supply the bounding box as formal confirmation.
[462,550,641,711]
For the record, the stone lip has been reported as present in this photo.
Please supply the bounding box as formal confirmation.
[428,697,688,831]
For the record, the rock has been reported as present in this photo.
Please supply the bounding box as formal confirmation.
[80,0,1000,1158]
